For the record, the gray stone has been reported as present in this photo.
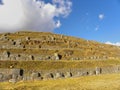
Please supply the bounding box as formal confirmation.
[9,79,17,83]
[0,73,3,80]
[12,41,16,45]
[29,55,35,60]
[10,69,20,75]
[16,40,22,45]
[77,71,89,76]
[64,72,72,78]
[45,56,51,60]
[89,71,96,75]
[54,53,61,60]
[26,37,30,41]
[3,74,12,81]
[95,67,101,75]
[31,72,41,80]
[43,73,54,80]
[55,72,64,79]
[77,72,83,77]
[12,74,18,80]
[51,37,55,41]
[55,72,61,79]
[3,51,11,58]
[23,76,27,81]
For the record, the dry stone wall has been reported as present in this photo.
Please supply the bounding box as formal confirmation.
[0,32,119,60]
[0,65,120,83]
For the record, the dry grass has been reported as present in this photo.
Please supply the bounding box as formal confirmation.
[1,73,120,90]
[1,31,120,59]
[0,59,120,70]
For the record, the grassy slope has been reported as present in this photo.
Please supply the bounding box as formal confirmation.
[1,31,120,59]
[1,73,120,90]
[0,59,120,70]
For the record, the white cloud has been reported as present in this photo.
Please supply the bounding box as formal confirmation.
[98,14,104,20]
[95,25,99,31]
[0,0,72,32]
[105,41,120,46]
[55,20,61,28]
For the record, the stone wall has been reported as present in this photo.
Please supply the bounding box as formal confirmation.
[0,65,120,83]
[0,32,119,61]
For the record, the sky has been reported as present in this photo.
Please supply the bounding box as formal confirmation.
[0,0,120,45]
[54,0,120,45]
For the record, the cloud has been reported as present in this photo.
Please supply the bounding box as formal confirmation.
[0,0,72,33]
[55,20,61,28]
[105,41,120,46]
[95,25,99,31]
[98,14,104,20]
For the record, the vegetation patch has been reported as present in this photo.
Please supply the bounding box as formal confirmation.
[1,73,120,90]
[0,59,120,70]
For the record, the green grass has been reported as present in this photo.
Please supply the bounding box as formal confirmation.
[0,59,120,70]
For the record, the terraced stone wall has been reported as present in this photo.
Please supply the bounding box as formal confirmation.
[0,65,120,83]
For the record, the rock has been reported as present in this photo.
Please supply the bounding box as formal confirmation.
[77,72,83,76]
[55,72,61,79]
[43,73,54,80]
[0,34,9,41]
[95,67,102,75]
[26,37,30,41]
[78,71,89,76]
[31,72,41,80]
[0,73,3,80]
[23,76,27,81]
[60,35,63,39]
[64,72,72,78]
[12,41,16,45]
[23,45,26,48]
[3,51,11,58]
[3,75,12,81]
[51,36,55,41]
[89,71,96,75]
[10,65,14,69]
[17,76,23,81]
[29,55,35,60]
[9,79,17,83]
[12,74,18,80]
[10,69,21,76]
[54,53,61,60]
[16,40,22,45]
[55,72,64,79]
[45,56,51,60]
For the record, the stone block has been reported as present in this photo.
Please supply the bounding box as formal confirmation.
[31,72,41,80]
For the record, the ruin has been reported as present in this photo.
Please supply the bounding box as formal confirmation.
[0,32,120,83]
[0,65,120,82]
[0,31,119,61]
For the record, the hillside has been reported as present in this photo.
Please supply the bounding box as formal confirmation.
[0,31,120,61]
[0,31,120,84]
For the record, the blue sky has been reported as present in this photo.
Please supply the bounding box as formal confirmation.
[0,0,120,44]
[54,0,120,43]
